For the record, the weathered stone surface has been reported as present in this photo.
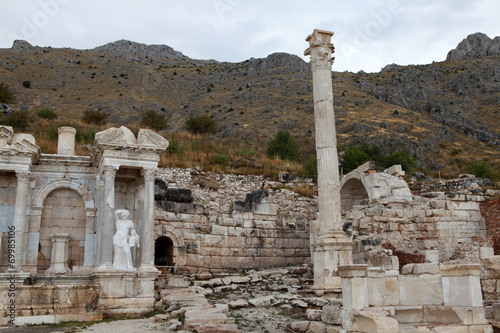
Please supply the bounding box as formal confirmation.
[289,320,310,332]
[194,323,241,333]
[307,321,328,333]
[306,308,322,321]
[352,311,398,333]
[248,295,275,307]
[321,304,342,325]
[168,277,190,288]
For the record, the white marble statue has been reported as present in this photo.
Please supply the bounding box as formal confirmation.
[112,209,138,270]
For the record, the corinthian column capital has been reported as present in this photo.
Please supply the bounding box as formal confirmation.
[102,165,119,179]
[15,171,31,183]
[141,167,157,182]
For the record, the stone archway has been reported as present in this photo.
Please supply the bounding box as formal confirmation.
[340,171,371,212]
[155,236,173,266]
[30,179,96,270]
[155,224,186,267]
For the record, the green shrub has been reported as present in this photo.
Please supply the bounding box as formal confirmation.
[299,155,318,182]
[36,108,58,120]
[467,161,493,180]
[185,115,217,134]
[210,154,229,166]
[22,80,31,88]
[0,110,30,129]
[81,109,109,125]
[167,135,181,154]
[266,130,300,161]
[0,82,15,103]
[140,110,168,131]
[80,128,96,144]
[382,150,416,174]
[341,146,370,173]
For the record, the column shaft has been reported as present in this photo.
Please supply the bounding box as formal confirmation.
[140,168,157,271]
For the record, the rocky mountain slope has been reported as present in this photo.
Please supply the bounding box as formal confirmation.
[0,33,499,175]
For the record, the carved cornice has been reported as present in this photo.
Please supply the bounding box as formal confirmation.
[305,29,336,71]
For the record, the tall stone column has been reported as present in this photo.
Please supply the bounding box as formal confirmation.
[139,167,157,272]
[11,171,30,271]
[305,29,352,291]
[97,165,118,270]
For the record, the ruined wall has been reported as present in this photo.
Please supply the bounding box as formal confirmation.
[345,194,488,262]
[154,168,317,273]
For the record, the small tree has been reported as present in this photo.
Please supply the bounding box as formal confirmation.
[299,155,318,182]
[467,161,493,180]
[0,110,30,130]
[266,130,300,161]
[185,115,217,134]
[340,146,370,173]
[22,80,31,88]
[82,109,109,125]
[36,108,58,120]
[0,82,15,104]
[140,110,168,131]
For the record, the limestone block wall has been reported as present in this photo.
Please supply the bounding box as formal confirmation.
[154,168,317,273]
[345,194,487,262]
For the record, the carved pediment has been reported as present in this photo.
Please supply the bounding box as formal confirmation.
[137,129,169,150]
[0,125,13,148]
[95,126,138,149]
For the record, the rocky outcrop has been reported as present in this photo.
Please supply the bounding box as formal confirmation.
[93,39,186,60]
[247,53,310,73]
[446,32,500,61]
[11,40,39,53]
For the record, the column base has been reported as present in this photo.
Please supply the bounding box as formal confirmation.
[312,231,353,291]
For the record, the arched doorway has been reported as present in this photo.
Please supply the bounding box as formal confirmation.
[155,236,173,266]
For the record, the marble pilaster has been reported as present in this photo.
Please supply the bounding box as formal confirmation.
[97,165,118,270]
[11,171,30,271]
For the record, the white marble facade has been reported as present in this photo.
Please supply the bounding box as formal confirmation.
[0,125,168,275]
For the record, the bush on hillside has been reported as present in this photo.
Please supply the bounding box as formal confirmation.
[266,130,300,161]
[140,110,168,131]
[36,108,58,120]
[468,161,494,180]
[0,82,15,104]
[0,110,30,129]
[185,115,217,134]
[82,109,109,125]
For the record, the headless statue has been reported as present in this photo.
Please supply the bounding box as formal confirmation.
[112,209,139,270]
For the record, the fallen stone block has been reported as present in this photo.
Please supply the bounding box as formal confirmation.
[167,277,190,288]
[228,299,249,309]
[307,321,328,333]
[289,320,310,332]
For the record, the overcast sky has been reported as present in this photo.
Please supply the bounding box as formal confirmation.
[1,0,499,73]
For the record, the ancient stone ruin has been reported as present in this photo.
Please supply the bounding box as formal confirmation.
[0,29,500,332]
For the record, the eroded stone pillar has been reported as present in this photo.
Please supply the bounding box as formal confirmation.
[305,29,352,290]
[11,171,30,271]
[139,167,157,272]
[97,165,118,270]
[45,233,71,275]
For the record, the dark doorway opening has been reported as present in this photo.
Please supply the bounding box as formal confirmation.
[155,236,173,266]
